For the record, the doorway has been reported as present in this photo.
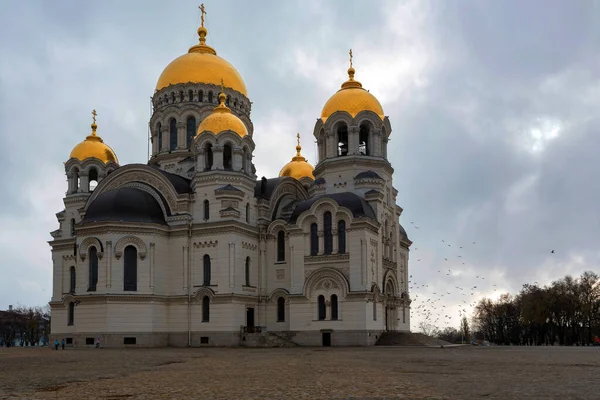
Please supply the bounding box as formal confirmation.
[385,306,389,331]
[322,332,331,347]
[246,307,255,333]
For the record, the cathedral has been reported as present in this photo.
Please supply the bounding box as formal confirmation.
[48,8,412,347]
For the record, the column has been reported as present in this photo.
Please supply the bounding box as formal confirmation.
[289,244,294,291]
[318,231,324,255]
[161,126,168,151]
[361,239,366,285]
[149,243,155,290]
[106,241,112,288]
[177,121,186,149]
[213,145,224,170]
[79,172,89,193]
[232,146,243,171]
[348,125,359,155]
[229,242,235,288]
[183,245,188,290]
[332,229,339,254]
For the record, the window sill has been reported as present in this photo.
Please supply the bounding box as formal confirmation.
[274,261,287,265]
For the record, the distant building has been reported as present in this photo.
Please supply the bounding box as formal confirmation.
[48,7,411,347]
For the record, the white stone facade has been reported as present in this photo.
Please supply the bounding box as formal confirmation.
[49,43,412,349]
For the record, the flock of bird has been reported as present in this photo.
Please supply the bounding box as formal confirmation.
[405,219,555,330]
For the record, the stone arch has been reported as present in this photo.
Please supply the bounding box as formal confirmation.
[114,236,147,260]
[267,219,288,236]
[268,288,290,303]
[86,164,180,215]
[117,182,170,219]
[268,178,309,220]
[194,133,217,153]
[383,270,399,296]
[78,237,103,261]
[324,111,353,130]
[192,286,215,301]
[354,111,384,130]
[303,267,350,299]
[216,131,243,146]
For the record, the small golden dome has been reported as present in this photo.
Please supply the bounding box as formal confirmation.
[197,90,248,137]
[321,50,384,122]
[279,133,315,180]
[69,110,118,164]
[155,10,248,96]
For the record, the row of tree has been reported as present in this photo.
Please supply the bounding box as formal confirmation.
[0,305,51,347]
[472,271,600,345]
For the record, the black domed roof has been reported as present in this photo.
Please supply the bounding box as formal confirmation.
[354,170,383,180]
[399,223,409,240]
[289,192,376,223]
[84,187,167,225]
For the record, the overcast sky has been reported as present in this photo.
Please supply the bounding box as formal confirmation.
[1,0,599,329]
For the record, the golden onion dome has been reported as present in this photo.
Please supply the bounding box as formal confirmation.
[69,110,118,164]
[197,90,248,137]
[321,50,384,122]
[279,133,315,180]
[155,11,248,96]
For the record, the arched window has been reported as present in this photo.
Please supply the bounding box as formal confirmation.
[72,167,80,194]
[245,257,251,286]
[245,203,250,223]
[234,99,238,108]
[202,296,210,322]
[179,91,184,102]
[88,246,98,291]
[226,96,230,107]
[373,298,377,321]
[324,212,333,255]
[203,200,209,220]
[124,245,137,291]
[203,254,211,286]
[223,144,232,170]
[68,302,74,325]
[69,266,76,294]
[331,294,338,320]
[188,89,193,101]
[70,218,76,236]
[318,295,326,320]
[208,91,213,103]
[359,123,370,155]
[204,143,213,170]
[88,168,98,192]
[337,123,348,156]
[310,223,318,256]
[186,116,196,148]
[338,220,346,254]
[242,147,248,172]
[157,123,162,151]
[171,92,175,103]
[198,90,203,102]
[277,297,285,322]
[169,118,177,150]
[277,231,285,262]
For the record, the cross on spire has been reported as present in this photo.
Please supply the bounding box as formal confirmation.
[220,78,225,94]
[297,132,300,147]
[199,3,206,27]
[349,49,353,69]
[91,109,97,124]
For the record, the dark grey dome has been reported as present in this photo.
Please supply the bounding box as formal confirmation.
[289,192,376,223]
[84,187,167,225]
[354,170,383,180]
[399,223,409,240]
[313,177,326,185]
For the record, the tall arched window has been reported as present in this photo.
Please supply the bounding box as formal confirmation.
[359,123,370,155]
[124,245,137,291]
[277,297,285,322]
[88,246,98,291]
[245,257,250,286]
[69,266,76,294]
[277,231,285,262]
[338,220,346,254]
[202,296,210,322]
[70,218,76,236]
[68,302,74,325]
[310,223,319,256]
[88,168,98,191]
[186,116,196,148]
[337,123,348,156]
[223,144,232,170]
[188,89,193,101]
[198,90,203,102]
[373,299,377,321]
[169,118,177,150]
[324,212,333,255]
[208,91,213,103]
[204,143,213,170]
[157,123,162,152]
[246,203,250,223]
[318,295,326,320]
[331,294,338,320]
[203,200,209,220]
[203,254,211,286]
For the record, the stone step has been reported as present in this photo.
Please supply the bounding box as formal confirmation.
[375,332,451,347]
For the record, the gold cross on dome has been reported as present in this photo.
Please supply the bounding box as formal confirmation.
[349,49,353,68]
[220,78,225,94]
[297,132,300,146]
[199,3,206,27]
[91,109,97,124]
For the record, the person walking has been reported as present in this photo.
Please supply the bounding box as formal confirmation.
[95,337,100,349]
[61,339,65,350]
[54,339,59,350]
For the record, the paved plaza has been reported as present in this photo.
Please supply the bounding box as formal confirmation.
[1,346,599,399]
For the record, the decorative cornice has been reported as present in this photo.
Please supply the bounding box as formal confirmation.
[304,253,350,264]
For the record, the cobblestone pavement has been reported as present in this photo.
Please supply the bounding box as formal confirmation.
[1,346,599,399]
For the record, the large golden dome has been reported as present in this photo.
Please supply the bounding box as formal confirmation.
[69,112,118,164]
[197,91,248,137]
[155,23,247,96]
[279,134,314,180]
[321,52,384,122]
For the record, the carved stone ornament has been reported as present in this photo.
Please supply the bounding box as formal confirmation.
[114,236,148,260]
